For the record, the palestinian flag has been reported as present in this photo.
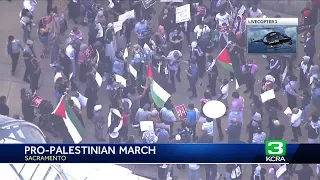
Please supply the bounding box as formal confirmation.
[216,47,245,86]
[147,64,175,108]
[52,95,85,143]
[216,47,234,72]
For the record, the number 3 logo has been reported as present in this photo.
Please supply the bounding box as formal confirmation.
[268,142,283,155]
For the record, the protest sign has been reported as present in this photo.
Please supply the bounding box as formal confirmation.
[260,89,275,103]
[84,45,94,59]
[128,64,137,79]
[31,96,44,107]
[54,72,62,83]
[176,4,191,23]
[119,10,135,22]
[140,0,156,9]
[175,104,187,120]
[95,72,103,87]
[77,92,88,107]
[115,74,127,87]
[113,21,123,33]
[70,96,81,109]
[140,121,154,132]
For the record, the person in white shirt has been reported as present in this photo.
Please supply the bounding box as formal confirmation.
[193,23,210,40]
[188,164,200,180]
[288,108,302,142]
[65,43,76,77]
[248,4,263,18]
[108,108,123,143]
[218,79,229,109]
[215,7,231,43]
[202,117,214,136]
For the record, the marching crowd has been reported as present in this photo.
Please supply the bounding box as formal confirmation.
[2,0,320,179]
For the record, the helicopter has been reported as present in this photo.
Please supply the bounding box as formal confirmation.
[249,30,293,48]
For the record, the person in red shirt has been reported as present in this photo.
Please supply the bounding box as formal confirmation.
[119,106,130,141]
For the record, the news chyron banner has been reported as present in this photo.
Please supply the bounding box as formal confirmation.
[246,18,298,54]
[0,143,319,163]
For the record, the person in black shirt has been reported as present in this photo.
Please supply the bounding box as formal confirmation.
[234,32,246,64]
[121,12,135,46]
[0,96,9,116]
[293,164,314,180]
[169,28,184,51]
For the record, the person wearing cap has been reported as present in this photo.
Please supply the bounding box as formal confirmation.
[305,113,320,143]
[6,35,24,76]
[269,119,284,139]
[206,55,218,96]
[298,56,311,90]
[185,60,199,99]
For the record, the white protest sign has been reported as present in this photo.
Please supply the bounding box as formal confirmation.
[260,89,275,103]
[113,21,123,33]
[176,4,191,23]
[115,74,127,87]
[283,107,292,115]
[77,91,88,107]
[125,10,135,19]
[95,72,103,87]
[69,72,73,80]
[54,72,62,83]
[70,96,81,109]
[282,66,288,82]
[123,48,128,59]
[276,165,287,178]
[140,121,154,132]
[118,13,126,23]
[118,10,135,22]
[128,64,137,79]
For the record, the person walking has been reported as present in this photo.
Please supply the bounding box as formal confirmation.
[287,108,302,142]
[93,105,106,142]
[186,103,198,141]
[185,60,199,99]
[207,56,218,96]
[6,35,24,76]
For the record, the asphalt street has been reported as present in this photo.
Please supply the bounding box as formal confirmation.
[0,1,318,179]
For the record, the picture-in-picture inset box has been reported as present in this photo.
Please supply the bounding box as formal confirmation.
[246,18,298,54]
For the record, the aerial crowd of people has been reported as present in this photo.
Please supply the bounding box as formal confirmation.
[2,0,320,179]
